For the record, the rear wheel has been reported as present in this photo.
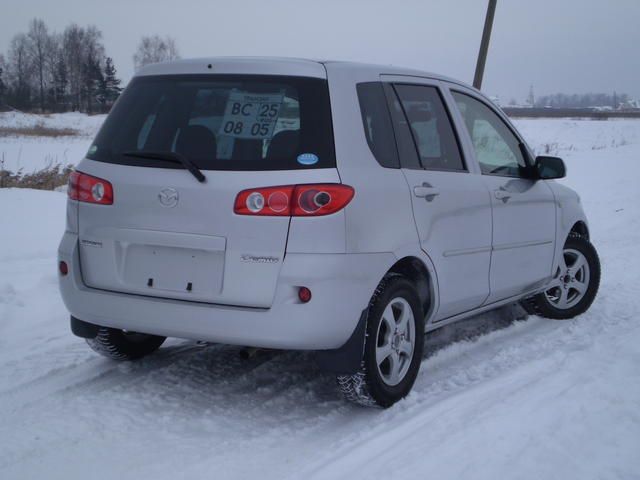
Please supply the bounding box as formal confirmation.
[523,233,600,319]
[86,327,166,361]
[338,275,424,408]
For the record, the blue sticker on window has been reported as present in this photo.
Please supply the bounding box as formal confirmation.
[297,153,319,165]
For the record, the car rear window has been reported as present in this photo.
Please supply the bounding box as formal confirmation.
[87,74,335,171]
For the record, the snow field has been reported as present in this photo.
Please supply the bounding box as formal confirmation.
[0,112,106,173]
[0,116,639,479]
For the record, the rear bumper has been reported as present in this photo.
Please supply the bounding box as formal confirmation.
[58,232,394,350]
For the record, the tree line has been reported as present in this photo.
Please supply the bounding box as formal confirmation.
[0,19,122,113]
[533,92,631,109]
[0,18,181,114]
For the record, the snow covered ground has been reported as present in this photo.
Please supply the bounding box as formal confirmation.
[0,116,639,479]
[0,112,105,173]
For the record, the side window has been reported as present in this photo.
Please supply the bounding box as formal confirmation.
[356,83,399,168]
[394,84,465,171]
[451,91,527,177]
[383,83,421,169]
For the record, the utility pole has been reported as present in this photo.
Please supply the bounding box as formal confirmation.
[473,0,498,90]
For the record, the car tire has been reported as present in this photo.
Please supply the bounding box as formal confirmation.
[523,233,600,320]
[337,274,424,408]
[86,327,166,361]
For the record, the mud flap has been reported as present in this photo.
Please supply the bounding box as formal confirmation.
[315,309,368,374]
[70,316,100,339]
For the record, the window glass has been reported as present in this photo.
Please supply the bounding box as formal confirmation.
[87,75,335,171]
[356,83,399,168]
[394,85,465,171]
[383,84,421,169]
[452,92,527,177]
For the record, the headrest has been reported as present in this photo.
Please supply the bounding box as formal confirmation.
[176,125,217,162]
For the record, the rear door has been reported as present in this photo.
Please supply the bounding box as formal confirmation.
[383,79,493,320]
[77,73,337,308]
[449,89,556,302]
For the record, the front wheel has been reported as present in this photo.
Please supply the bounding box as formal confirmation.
[338,275,424,408]
[523,233,600,319]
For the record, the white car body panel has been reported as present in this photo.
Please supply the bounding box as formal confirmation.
[58,57,590,351]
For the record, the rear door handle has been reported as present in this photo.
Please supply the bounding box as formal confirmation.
[494,189,512,201]
[413,183,440,201]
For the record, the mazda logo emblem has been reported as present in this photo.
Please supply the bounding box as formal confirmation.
[158,188,179,208]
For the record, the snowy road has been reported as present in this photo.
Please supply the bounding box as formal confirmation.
[1,118,639,479]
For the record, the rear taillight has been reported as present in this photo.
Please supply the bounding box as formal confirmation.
[68,171,113,205]
[234,184,354,216]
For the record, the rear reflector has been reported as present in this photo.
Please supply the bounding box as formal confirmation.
[234,184,354,216]
[298,287,312,303]
[68,171,113,205]
[59,261,68,276]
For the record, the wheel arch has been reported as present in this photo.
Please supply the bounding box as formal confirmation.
[569,221,589,240]
[315,253,437,375]
[387,255,435,322]
[552,221,590,275]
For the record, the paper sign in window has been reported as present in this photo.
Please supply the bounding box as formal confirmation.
[219,91,284,140]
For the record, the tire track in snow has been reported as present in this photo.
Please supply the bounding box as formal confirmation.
[0,341,211,408]
[297,303,636,480]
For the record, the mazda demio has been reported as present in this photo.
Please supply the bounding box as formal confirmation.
[58,57,600,407]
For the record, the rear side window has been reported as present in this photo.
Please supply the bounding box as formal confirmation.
[87,75,335,171]
[356,83,399,168]
[393,84,465,171]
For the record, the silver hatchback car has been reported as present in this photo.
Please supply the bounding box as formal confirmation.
[58,57,600,407]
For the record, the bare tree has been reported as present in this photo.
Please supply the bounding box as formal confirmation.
[62,24,105,112]
[26,18,51,112]
[62,24,85,111]
[6,33,33,109]
[133,35,180,71]
[81,26,106,114]
[2,19,120,113]
[45,33,64,109]
[0,54,6,104]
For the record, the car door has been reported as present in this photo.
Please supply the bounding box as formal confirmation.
[383,79,493,320]
[449,89,556,302]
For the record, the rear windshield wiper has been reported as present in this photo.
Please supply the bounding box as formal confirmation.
[122,150,206,183]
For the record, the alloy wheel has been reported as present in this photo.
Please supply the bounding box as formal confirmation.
[544,248,591,310]
[375,297,416,386]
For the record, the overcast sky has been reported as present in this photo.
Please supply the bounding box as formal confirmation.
[1,0,639,102]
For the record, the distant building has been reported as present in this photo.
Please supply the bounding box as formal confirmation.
[618,99,640,111]
[527,85,535,107]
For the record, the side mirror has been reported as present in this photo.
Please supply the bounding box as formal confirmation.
[535,156,566,179]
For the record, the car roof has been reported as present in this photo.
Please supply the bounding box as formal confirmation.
[134,56,475,91]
